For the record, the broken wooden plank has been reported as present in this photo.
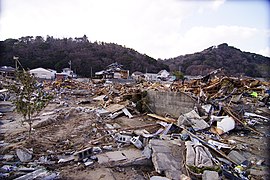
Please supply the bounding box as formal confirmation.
[122,108,133,118]
[147,114,176,123]
[223,106,264,136]
[106,104,125,113]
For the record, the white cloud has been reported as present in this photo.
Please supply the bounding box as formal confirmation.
[0,0,194,58]
[257,47,270,57]
[198,0,226,13]
[162,25,264,58]
[0,0,269,59]
[211,0,226,11]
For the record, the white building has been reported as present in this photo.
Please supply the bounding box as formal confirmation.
[29,68,56,80]
[62,68,77,78]
[144,73,158,81]
[157,70,170,80]
[131,71,144,81]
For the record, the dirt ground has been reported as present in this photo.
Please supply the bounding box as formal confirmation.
[0,99,161,179]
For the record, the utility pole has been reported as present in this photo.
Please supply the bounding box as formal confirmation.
[90,67,93,79]
[13,56,25,71]
[69,60,72,70]
[68,60,72,78]
[13,56,19,70]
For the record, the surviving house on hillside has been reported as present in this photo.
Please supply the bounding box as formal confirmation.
[95,62,129,79]
[144,73,158,81]
[0,66,16,79]
[29,68,56,80]
[157,70,170,80]
[62,68,77,78]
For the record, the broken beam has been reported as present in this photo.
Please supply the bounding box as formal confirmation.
[147,114,177,123]
[223,106,264,136]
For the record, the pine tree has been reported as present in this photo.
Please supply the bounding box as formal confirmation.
[9,70,52,137]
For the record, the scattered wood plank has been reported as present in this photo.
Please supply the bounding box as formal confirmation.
[147,114,177,123]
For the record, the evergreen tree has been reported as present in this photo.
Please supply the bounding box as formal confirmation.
[8,70,52,137]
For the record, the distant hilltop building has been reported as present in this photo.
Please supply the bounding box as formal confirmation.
[131,69,176,82]
[131,71,144,81]
[95,62,129,79]
[157,70,170,80]
[55,68,77,81]
[62,68,77,78]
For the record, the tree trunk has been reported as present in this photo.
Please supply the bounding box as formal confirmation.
[28,113,32,138]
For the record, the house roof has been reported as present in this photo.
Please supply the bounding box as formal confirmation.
[56,73,68,76]
[132,71,144,75]
[145,73,158,76]
[47,69,57,72]
[0,66,15,72]
[95,70,105,75]
[157,70,169,75]
[29,67,53,73]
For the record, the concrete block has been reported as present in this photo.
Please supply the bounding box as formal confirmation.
[16,148,33,162]
[58,155,75,163]
[227,150,246,165]
[96,149,149,166]
[180,174,191,180]
[130,136,143,149]
[178,110,209,131]
[150,139,185,180]
[115,133,132,143]
[97,151,127,164]
[95,108,110,117]
[202,170,219,180]
[147,90,196,118]
[73,147,92,161]
[150,176,170,180]
[84,160,94,166]
[249,169,269,176]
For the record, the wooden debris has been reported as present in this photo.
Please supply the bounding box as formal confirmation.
[147,114,177,123]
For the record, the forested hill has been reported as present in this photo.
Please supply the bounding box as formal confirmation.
[0,36,168,77]
[163,43,270,78]
[1,37,269,78]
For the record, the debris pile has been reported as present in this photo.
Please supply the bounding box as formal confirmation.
[0,75,269,179]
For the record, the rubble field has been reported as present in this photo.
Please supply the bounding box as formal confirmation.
[0,74,269,180]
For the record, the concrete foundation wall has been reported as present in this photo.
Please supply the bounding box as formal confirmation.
[147,90,196,118]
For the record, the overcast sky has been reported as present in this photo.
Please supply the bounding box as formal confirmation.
[0,0,269,59]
